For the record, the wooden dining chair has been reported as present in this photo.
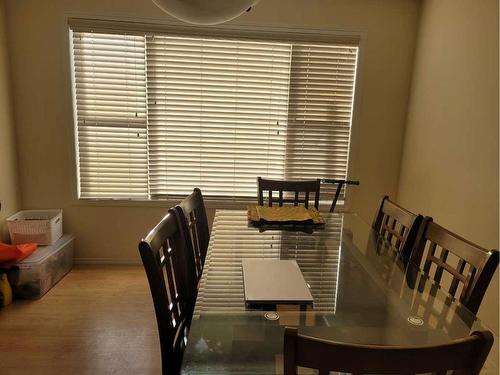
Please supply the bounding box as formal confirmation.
[138,209,198,375]
[410,217,499,315]
[174,188,210,280]
[372,195,423,259]
[257,177,321,209]
[284,327,493,375]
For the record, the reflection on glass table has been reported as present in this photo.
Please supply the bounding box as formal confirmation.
[181,210,497,375]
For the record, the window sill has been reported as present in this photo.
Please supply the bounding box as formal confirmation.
[73,197,254,210]
[73,198,346,212]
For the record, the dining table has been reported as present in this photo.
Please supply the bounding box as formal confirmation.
[181,210,498,374]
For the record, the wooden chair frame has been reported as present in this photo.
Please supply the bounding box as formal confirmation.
[175,188,210,280]
[372,195,423,259]
[138,209,197,375]
[284,327,493,375]
[257,177,321,209]
[411,217,499,314]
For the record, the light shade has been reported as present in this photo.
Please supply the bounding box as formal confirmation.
[151,0,260,25]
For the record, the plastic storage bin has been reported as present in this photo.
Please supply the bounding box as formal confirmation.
[7,234,74,299]
[6,209,63,245]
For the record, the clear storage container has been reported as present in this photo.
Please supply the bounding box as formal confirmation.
[6,209,63,245]
[7,234,74,299]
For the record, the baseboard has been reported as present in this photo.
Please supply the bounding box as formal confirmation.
[74,258,141,265]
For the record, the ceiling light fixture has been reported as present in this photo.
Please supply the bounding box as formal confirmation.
[152,0,261,26]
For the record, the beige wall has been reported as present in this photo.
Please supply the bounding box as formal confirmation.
[4,0,419,262]
[397,0,499,368]
[0,0,19,241]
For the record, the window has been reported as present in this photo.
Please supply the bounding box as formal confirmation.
[72,33,148,199]
[70,24,359,201]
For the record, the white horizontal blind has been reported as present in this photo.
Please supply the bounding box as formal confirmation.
[285,44,358,200]
[72,31,149,199]
[71,26,359,201]
[146,35,291,198]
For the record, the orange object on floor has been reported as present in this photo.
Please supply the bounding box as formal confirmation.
[0,242,38,268]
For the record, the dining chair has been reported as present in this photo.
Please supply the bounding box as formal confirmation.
[138,209,198,375]
[257,177,321,209]
[174,188,210,280]
[410,216,499,315]
[283,327,493,375]
[372,195,423,259]
[321,178,360,212]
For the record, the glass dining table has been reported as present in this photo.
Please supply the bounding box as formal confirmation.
[181,210,498,374]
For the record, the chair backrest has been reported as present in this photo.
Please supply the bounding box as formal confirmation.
[257,177,321,209]
[175,188,210,280]
[411,217,499,315]
[284,327,493,375]
[372,195,423,258]
[138,209,197,375]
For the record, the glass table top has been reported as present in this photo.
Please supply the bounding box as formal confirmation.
[181,210,497,374]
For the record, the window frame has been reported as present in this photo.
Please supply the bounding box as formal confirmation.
[65,17,365,211]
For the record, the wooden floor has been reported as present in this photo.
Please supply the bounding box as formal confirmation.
[0,265,161,375]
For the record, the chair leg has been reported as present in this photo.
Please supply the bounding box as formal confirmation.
[329,182,344,213]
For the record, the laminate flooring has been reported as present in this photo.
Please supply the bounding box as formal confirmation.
[0,265,161,375]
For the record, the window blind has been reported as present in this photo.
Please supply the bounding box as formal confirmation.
[146,35,291,198]
[70,26,359,201]
[285,44,358,200]
[72,31,149,199]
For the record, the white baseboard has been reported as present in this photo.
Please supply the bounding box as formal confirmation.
[74,258,141,265]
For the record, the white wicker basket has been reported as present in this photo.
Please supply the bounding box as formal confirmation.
[6,210,63,245]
